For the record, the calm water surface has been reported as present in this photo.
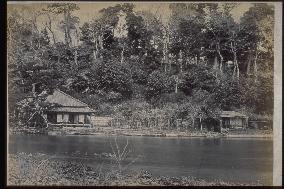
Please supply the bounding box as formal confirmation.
[8,135,273,185]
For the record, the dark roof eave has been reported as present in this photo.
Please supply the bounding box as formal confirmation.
[220,116,248,118]
[44,110,95,113]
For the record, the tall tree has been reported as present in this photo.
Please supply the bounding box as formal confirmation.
[239,3,274,80]
[44,3,80,47]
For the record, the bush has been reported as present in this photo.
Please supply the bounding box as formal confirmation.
[145,70,173,100]
[159,92,187,104]
[91,59,134,99]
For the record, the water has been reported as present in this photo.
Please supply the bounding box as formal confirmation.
[8,135,273,185]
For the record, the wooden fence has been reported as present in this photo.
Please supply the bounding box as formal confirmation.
[109,116,196,131]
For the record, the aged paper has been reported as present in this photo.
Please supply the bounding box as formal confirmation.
[7,1,282,186]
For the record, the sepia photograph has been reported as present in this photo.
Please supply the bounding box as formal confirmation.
[6,1,282,186]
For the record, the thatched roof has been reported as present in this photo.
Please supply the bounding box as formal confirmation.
[16,89,95,113]
[220,111,248,118]
[45,89,88,107]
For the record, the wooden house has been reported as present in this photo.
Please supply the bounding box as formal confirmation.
[16,89,95,127]
[195,111,249,132]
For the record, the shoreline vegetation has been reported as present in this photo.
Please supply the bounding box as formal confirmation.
[9,126,273,138]
[8,152,263,186]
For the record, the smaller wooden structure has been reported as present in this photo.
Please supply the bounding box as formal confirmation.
[195,111,249,132]
[220,111,248,129]
[248,120,272,130]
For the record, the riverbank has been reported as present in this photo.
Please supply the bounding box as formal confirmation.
[8,152,262,186]
[9,126,273,138]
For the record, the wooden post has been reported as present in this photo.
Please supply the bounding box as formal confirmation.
[219,118,223,132]
[176,119,179,132]
[245,117,248,129]
[200,117,202,131]
[136,120,138,130]
[159,117,161,131]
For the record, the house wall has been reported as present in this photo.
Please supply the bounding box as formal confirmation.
[230,118,243,127]
[51,113,91,124]
[74,114,79,123]
[79,114,85,123]
[63,114,69,122]
[221,117,247,128]
[57,114,63,123]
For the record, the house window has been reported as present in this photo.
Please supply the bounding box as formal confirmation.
[74,115,79,124]
[69,114,74,123]
[47,113,57,123]
[79,114,85,123]
[62,114,69,123]
[57,114,63,123]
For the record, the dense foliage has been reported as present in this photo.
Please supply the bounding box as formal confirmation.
[8,3,274,122]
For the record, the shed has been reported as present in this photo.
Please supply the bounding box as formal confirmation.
[195,111,249,132]
[220,111,248,129]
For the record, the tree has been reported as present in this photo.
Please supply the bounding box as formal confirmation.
[44,3,80,47]
[169,4,206,67]
[239,3,274,79]
[39,28,50,47]
[145,70,173,100]
[180,64,217,95]
[88,58,133,99]
[80,22,95,45]
[15,89,59,127]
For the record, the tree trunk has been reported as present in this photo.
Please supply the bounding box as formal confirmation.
[232,52,239,80]
[75,28,79,46]
[45,13,57,45]
[93,38,98,60]
[174,75,179,93]
[200,117,202,131]
[98,32,104,50]
[246,51,252,75]
[93,50,97,60]
[74,49,78,66]
[176,119,179,132]
[66,11,72,47]
[231,41,239,81]
[236,60,239,80]
[47,27,56,45]
[120,45,125,64]
[213,56,218,69]
[216,43,223,73]
[175,82,178,93]
[254,50,258,82]
[63,12,69,46]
